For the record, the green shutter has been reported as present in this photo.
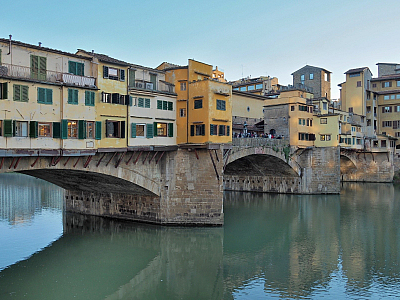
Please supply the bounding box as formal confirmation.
[91,91,95,106]
[163,101,167,110]
[68,61,75,74]
[74,89,78,104]
[227,125,230,136]
[128,69,135,87]
[153,122,158,137]
[168,101,173,111]
[146,123,153,138]
[202,124,205,136]
[95,121,102,140]
[85,91,95,106]
[121,121,126,139]
[4,120,12,137]
[68,89,73,103]
[46,88,53,104]
[38,56,47,81]
[210,124,214,136]
[131,123,136,138]
[29,121,38,138]
[145,98,150,108]
[14,84,21,101]
[129,96,133,106]
[53,122,61,138]
[78,120,86,139]
[157,100,162,110]
[21,85,29,102]
[77,63,84,76]
[120,69,125,81]
[138,98,144,107]
[190,125,194,136]
[12,120,16,136]
[61,119,68,139]
[168,123,173,137]
[38,87,45,103]
[31,55,38,79]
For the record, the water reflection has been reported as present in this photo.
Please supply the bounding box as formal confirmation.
[1,174,400,299]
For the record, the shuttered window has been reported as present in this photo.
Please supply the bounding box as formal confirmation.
[219,125,225,136]
[216,99,226,111]
[227,125,230,136]
[4,120,13,137]
[61,119,68,139]
[120,69,125,81]
[29,121,38,138]
[30,55,47,81]
[78,120,86,139]
[163,101,168,110]
[95,121,102,140]
[37,88,53,104]
[68,61,84,76]
[13,84,29,102]
[168,123,173,137]
[103,66,109,78]
[146,123,154,138]
[145,98,150,108]
[157,100,162,110]
[194,99,202,109]
[0,82,8,99]
[210,124,218,135]
[168,101,173,111]
[53,122,61,138]
[131,123,136,138]
[138,98,144,107]
[150,74,157,90]
[85,91,95,106]
[68,89,79,104]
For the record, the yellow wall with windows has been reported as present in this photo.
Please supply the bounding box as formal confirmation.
[342,73,364,115]
[314,115,339,147]
[232,92,265,120]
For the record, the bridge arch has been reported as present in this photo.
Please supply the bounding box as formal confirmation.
[340,154,357,175]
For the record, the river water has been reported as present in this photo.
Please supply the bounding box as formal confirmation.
[1,173,400,300]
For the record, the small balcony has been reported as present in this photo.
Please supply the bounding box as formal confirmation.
[0,63,96,88]
[128,79,175,94]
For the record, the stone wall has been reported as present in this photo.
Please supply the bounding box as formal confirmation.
[263,104,289,137]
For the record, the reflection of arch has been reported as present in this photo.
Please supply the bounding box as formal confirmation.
[340,155,357,175]
[19,169,158,196]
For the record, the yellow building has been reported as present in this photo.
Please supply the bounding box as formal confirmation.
[212,66,226,82]
[0,38,98,151]
[158,59,232,145]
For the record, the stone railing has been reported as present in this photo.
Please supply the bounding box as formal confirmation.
[232,137,289,148]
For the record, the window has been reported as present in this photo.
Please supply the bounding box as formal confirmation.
[157,100,173,111]
[190,124,205,136]
[393,121,400,129]
[86,121,95,139]
[85,91,95,106]
[396,132,400,137]
[323,102,327,110]
[30,55,47,81]
[382,81,392,88]
[128,69,135,87]
[381,140,387,148]
[299,105,308,111]
[349,73,360,77]
[194,99,203,109]
[180,82,186,91]
[394,106,400,112]
[37,88,53,104]
[298,133,315,141]
[357,81,361,87]
[216,99,226,111]
[320,134,331,141]
[325,73,330,82]
[13,84,29,102]
[68,120,78,138]
[397,81,400,87]
[309,73,314,80]
[384,95,390,100]
[135,124,145,137]
[256,84,263,89]
[106,120,125,138]
[247,85,255,91]
[68,61,84,76]
[320,118,327,124]
[382,121,392,127]
[102,93,111,103]
[68,89,79,104]
[372,83,377,88]
[137,98,150,108]
[156,122,167,137]
[300,74,305,81]
[349,107,353,113]
[239,87,246,91]
[150,74,156,90]
[291,105,295,111]
[180,108,186,117]
[391,95,396,100]
[210,124,218,135]
[382,106,392,113]
[111,93,128,105]
[14,121,28,137]
[0,82,8,99]
[38,122,52,137]
[103,66,125,81]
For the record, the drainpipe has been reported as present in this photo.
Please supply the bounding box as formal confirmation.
[7,35,11,55]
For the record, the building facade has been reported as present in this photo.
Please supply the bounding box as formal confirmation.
[292,65,331,100]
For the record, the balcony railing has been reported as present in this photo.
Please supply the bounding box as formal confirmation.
[128,79,175,94]
[0,63,96,88]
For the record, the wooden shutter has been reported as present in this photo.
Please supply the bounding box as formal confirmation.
[68,89,73,103]
[103,66,109,78]
[68,61,76,74]
[112,93,119,104]
[131,123,136,138]
[168,101,173,111]
[29,121,38,138]
[168,123,173,137]
[138,98,144,107]
[120,69,125,81]
[31,55,39,79]
[38,87,45,103]
[46,89,53,104]
[14,84,21,101]
[393,121,398,129]
[121,121,125,138]
[129,96,133,106]
[85,91,89,105]
[150,74,156,90]
[201,124,205,136]
[157,100,162,110]
[95,121,102,140]
[145,98,150,108]
[146,123,153,138]
[227,125,230,136]
[3,120,12,137]
[0,82,7,99]
[74,89,78,104]
[53,122,61,138]
[38,56,46,81]
[78,120,86,139]
[77,63,84,76]
[21,85,29,102]
[153,122,158,137]
[382,107,385,113]
[210,124,214,135]
[61,119,68,139]
[163,101,167,110]
[128,69,135,87]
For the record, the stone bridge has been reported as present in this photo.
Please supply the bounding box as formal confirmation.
[224,138,340,194]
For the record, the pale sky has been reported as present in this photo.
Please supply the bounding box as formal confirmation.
[3,0,400,99]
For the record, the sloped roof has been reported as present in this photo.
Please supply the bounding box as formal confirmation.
[291,65,331,75]
[344,67,370,74]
